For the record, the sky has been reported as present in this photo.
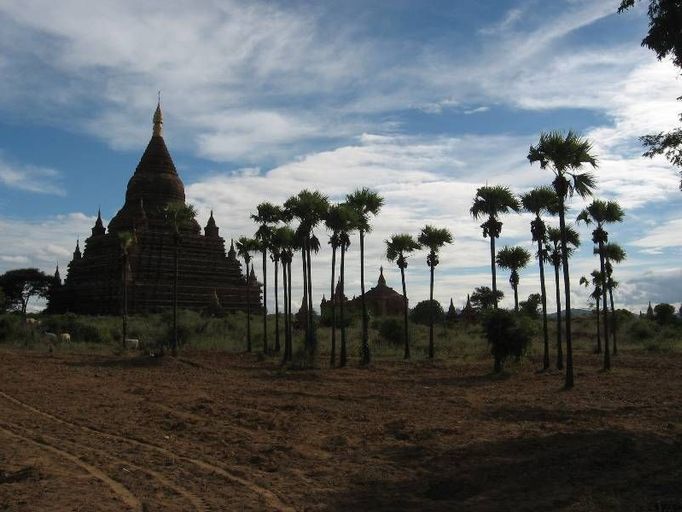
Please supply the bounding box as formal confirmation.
[0,0,680,314]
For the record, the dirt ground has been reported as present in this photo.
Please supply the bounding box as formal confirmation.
[0,347,680,512]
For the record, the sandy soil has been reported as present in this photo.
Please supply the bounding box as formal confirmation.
[0,348,680,511]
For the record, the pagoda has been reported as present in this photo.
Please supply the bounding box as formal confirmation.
[53,103,261,314]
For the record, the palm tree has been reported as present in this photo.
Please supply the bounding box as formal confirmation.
[162,202,198,356]
[546,225,580,370]
[284,190,330,362]
[386,234,421,359]
[118,230,135,348]
[417,225,453,359]
[251,202,282,355]
[236,236,258,353]
[324,204,357,367]
[470,185,520,309]
[577,199,624,371]
[269,225,289,353]
[346,188,384,366]
[580,270,603,354]
[520,186,559,370]
[528,131,597,389]
[277,227,296,363]
[604,242,626,356]
[496,246,531,312]
[336,207,358,368]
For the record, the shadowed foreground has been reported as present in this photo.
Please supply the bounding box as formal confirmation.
[0,348,680,511]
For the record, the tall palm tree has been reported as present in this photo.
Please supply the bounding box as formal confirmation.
[336,207,358,368]
[162,202,198,356]
[346,188,384,366]
[236,236,258,353]
[496,246,532,312]
[118,230,135,348]
[284,190,329,362]
[386,234,421,359]
[521,186,559,370]
[580,270,603,354]
[324,204,357,367]
[269,225,289,353]
[417,225,453,359]
[277,227,296,363]
[604,242,626,356]
[470,185,520,309]
[251,202,282,355]
[577,199,624,371]
[528,131,597,389]
[546,225,580,370]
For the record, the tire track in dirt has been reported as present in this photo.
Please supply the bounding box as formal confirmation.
[0,422,142,512]
[1,417,209,512]
[0,390,295,512]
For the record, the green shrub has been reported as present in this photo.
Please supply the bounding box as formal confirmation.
[378,318,403,346]
[483,309,533,373]
[630,319,656,341]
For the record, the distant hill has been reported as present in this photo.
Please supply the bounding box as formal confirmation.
[547,309,593,319]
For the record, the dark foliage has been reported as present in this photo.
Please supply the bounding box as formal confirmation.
[470,286,504,311]
[0,268,52,316]
[654,303,677,324]
[378,317,404,346]
[484,309,534,373]
[519,293,541,318]
[410,300,445,326]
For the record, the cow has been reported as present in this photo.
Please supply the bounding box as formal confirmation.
[59,333,71,343]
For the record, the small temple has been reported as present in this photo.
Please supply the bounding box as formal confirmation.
[320,267,406,318]
[50,103,261,314]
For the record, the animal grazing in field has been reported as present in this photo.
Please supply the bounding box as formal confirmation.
[125,338,140,350]
[59,333,71,343]
[25,318,41,327]
[42,331,58,354]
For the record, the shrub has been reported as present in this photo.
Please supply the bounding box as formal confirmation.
[654,303,676,325]
[378,318,403,346]
[410,300,444,326]
[483,309,533,373]
[629,319,656,341]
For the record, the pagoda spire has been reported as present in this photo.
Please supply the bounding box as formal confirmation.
[91,208,105,236]
[73,239,82,260]
[153,93,163,137]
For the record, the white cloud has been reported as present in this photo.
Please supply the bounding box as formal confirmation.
[631,218,682,253]
[0,154,65,195]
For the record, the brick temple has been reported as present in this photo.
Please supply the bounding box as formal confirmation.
[51,103,261,315]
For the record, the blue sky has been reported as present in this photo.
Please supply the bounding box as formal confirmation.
[0,0,680,312]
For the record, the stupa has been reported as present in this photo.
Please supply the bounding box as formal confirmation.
[53,103,261,314]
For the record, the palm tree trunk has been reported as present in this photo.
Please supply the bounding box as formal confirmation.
[554,262,564,370]
[609,286,617,355]
[301,246,308,350]
[428,263,435,359]
[306,239,315,360]
[558,200,574,389]
[172,235,179,356]
[400,264,410,360]
[599,244,611,371]
[245,258,252,353]
[330,244,337,367]
[594,299,601,354]
[288,260,293,359]
[274,258,280,353]
[281,259,288,362]
[490,232,498,309]
[262,249,268,354]
[360,230,370,365]
[513,280,519,312]
[538,238,550,370]
[340,244,348,367]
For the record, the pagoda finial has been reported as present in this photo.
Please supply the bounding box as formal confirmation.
[378,266,386,286]
[153,94,163,136]
[73,238,82,260]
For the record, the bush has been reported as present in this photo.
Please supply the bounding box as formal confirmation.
[0,314,21,342]
[630,319,656,341]
[654,303,676,325]
[410,300,444,326]
[378,318,403,346]
[483,309,534,373]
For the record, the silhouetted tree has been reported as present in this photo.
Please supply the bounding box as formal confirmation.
[418,225,453,359]
[470,185,520,308]
[252,202,282,354]
[484,309,533,373]
[0,268,51,318]
[654,303,676,324]
[386,233,421,359]
[346,188,384,366]
[470,286,504,311]
[269,225,290,353]
[529,131,596,389]
[604,242,627,355]
[277,227,296,363]
[496,246,531,312]
[546,225,581,370]
[163,202,198,356]
[577,199,624,371]
[580,270,604,354]
[236,236,259,353]
[521,186,559,369]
